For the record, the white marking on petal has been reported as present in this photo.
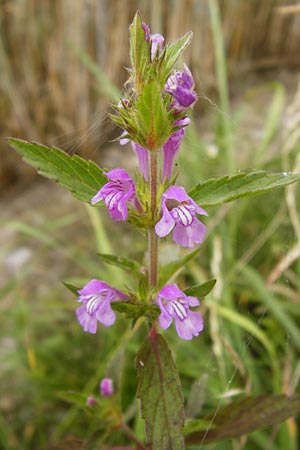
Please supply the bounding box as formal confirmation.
[86,295,101,314]
[170,300,187,320]
[177,205,193,226]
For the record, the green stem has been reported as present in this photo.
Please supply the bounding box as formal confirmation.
[148,150,158,290]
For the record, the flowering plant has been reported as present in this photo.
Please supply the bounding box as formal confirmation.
[6,11,300,450]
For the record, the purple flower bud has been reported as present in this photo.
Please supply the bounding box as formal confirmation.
[156,284,204,340]
[163,117,191,179]
[86,396,96,406]
[119,137,149,181]
[155,186,207,248]
[142,22,151,41]
[76,280,128,334]
[91,169,141,221]
[165,64,197,111]
[130,142,149,181]
[100,378,114,397]
[150,33,164,60]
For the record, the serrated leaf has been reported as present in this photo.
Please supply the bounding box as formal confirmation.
[98,253,142,276]
[158,247,201,288]
[189,171,300,207]
[129,12,151,93]
[186,394,300,445]
[135,81,172,150]
[6,138,106,203]
[159,31,193,82]
[184,279,216,298]
[136,333,185,450]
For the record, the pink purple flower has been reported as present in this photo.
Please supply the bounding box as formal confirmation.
[156,284,204,340]
[165,64,197,111]
[86,396,96,406]
[163,117,191,179]
[150,33,164,60]
[100,378,114,397]
[76,279,128,334]
[141,21,164,60]
[155,186,207,248]
[91,169,140,221]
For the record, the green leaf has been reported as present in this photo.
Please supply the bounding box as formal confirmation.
[129,11,151,93]
[159,31,193,82]
[57,391,89,408]
[135,80,172,150]
[136,333,185,450]
[62,282,80,296]
[189,171,300,207]
[158,247,201,288]
[6,138,106,203]
[184,279,216,298]
[186,394,300,445]
[112,301,159,321]
[98,253,142,277]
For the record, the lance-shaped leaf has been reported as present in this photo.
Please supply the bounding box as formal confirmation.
[159,31,193,82]
[136,333,185,450]
[185,393,300,445]
[189,171,300,208]
[158,247,201,288]
[135,80,172,150]
[98,253,143,278]
[184,279,216,298]
[6,138,106,203]
[129,11,151,93]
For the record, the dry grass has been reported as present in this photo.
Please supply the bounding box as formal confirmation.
[1,0,300,188]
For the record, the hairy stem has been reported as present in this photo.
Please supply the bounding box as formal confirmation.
[148,150,158,290]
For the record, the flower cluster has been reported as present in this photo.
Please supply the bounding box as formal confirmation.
[75,17,207,340]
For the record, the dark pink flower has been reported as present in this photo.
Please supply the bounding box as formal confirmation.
[100,378,114,397]
[156,284,204,340]
[76,279,128,334]
[155,186,207,248]
[165,64,197,111]
[163,117,191,179]
[91,169,140,221]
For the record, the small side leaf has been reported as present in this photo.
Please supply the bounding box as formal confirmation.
[129,11,151,93]
[184,279,216,298]
[189,171,300,208]
[135,80,172,150]
[160,32,193,82]
[158,247,201,288]
[98,253,142,276]
[136,333,185,450]
[186,394,300,445]
[112,302,159,321]
[63,281,80,296]
[6,138,106,203]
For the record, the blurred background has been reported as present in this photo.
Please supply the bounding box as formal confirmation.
[1,1,300,449]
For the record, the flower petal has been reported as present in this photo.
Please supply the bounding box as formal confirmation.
[95,298,116,327]
[174,310,203,340]
[76,305,98,334]
[155,213,175,237]
[158,309,173,330]
[78,279,109,297]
